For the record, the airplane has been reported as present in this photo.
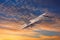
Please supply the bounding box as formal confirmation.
[21,10,54,29]
[21,13,47,29]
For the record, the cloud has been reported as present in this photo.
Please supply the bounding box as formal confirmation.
[34,30,60,36]
[0,0,60,40]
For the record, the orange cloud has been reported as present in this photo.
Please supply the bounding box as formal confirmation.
[0,33,60,40]
[0,8,60,40]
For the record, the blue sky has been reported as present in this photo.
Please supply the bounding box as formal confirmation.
[0,0,60,16]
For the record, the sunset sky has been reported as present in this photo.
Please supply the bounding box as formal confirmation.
[0,0,60,40]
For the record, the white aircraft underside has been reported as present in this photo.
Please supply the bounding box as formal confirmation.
[22,13,47,29]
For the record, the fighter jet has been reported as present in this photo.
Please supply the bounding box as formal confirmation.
[22,13,47,29]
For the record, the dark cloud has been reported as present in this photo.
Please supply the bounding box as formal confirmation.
[34,30,60,36]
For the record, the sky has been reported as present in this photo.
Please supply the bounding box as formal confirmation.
[0,0,60,40]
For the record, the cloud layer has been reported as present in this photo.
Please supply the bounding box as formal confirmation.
[0,0,60,40]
